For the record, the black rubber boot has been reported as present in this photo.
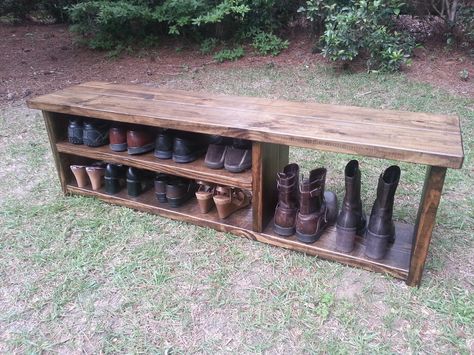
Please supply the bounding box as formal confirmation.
[365,165,401,260]
[336,160,366,253]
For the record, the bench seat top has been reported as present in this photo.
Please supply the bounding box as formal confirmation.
[27,81,464,168]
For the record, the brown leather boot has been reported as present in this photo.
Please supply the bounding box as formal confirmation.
[336,160,366,253]
[365,165,401,259]
[273,163,299,236]
[296,168,338,243]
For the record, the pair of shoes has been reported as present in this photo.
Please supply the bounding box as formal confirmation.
[155,130,208,163]
[205,136,252,173]
[273,164,338,243]
[213,186,251,219]
[70,163,106,190]
[154,174,197,207]
[335,161,401,259]
[68,119,109,147]
[109,126,155,155]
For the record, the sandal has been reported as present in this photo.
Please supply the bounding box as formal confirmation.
[195,181,216,213]
[213,186,250,219]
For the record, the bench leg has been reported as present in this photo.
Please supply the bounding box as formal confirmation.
[252,142,289,232]
[406,165,447,286]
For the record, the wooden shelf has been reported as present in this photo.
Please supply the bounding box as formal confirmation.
[67,182,411,280]
[58,141,252,189]
[259,220,413,280]
[67,183,253,232]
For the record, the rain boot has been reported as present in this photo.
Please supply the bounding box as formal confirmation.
[336,160,366,253]
[365,165,401,259]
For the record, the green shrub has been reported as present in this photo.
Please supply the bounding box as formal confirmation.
[68,1,154,50]
[200,37,219,54]
[213,46,245,62]
[252,32,289,55]
[0,0,79,21]
[321,0,415,71]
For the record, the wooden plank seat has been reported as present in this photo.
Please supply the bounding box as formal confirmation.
[27,82,464,286]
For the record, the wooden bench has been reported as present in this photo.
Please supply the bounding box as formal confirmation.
[27,81,464,286]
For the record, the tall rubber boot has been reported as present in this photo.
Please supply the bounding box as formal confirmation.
[336,160,366,253]
[365,165,401,259]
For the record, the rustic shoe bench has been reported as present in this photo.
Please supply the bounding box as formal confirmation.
[27,81,464,286]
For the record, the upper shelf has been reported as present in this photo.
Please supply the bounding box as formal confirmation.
[28,81,464,168]
[57,141,253,189]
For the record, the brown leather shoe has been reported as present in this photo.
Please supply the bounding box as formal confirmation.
[109,126,127,152]
[205,136,230,169]
[273,163,299,236]
[70,165,88,187]
[127,129,155,155]
[86,165,105,191]
[296,168,338,243]
[224,139,252,173]
[336,160,367,253]
[365,165,401,260]
[213,186,250,219]
[195,181,216,213]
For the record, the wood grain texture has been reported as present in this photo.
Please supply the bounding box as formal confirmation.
[406,166,447,286]
[67,183,412,279]
[57,141,252,189]
[28,82,464,168]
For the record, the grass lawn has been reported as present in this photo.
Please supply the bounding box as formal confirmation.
[0,64,473,353]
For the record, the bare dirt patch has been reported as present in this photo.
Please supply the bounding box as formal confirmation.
[1,23,472,108]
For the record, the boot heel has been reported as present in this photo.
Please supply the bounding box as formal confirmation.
[127,180,142,197]
[365,229,389,259]
[336,226,356,253]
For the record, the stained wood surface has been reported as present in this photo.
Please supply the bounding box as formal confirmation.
[28,82,464,169]
[67,182,412,279]
[407,166,447,286]
[57,141,252,189]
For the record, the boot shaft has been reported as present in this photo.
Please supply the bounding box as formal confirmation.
[277,163,299,208]
[299,168,326,214]
[373,165,400,212]
[343,160,361,205]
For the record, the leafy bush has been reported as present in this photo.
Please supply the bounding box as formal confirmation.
[0,0,79,21]
[213,46,245,62]
[200,37,219,54]
[252,32,289,55]
[321,0,415,71]
[68,1,154,50]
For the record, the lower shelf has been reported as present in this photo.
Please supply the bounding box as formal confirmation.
[67,184,412,280]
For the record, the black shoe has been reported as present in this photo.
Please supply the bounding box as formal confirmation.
[154,130,174,159]
[166,178,197,207]
[83,120,109,147]
[172,132,208,163]
[105,164,126,195]
[68,118,83,145]
[154,173,169,202]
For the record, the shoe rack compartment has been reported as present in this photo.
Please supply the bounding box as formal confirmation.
[57,141,253,190]
[30,82,464,286]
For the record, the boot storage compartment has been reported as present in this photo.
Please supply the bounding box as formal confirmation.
[27,81,464,286]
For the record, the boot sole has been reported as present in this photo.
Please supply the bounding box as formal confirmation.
[296,229,324,244]
[110,142,127,152]
[273,224,295,237]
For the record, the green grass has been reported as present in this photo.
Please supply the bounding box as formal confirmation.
[0,65,473,353]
